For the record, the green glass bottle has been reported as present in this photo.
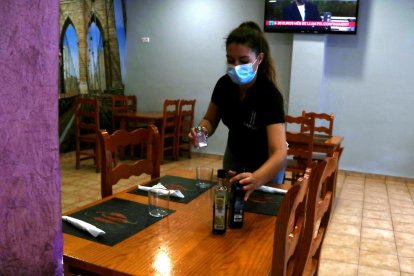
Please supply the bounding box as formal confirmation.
[212,169,228,234]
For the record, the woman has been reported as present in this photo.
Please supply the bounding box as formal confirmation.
[190,22,287,201]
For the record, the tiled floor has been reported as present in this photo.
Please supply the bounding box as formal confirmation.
[60,152,414,275]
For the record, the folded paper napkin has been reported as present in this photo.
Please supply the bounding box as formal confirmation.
[138,183,185,198]
[62,216,106,237]
[256,185,288,194]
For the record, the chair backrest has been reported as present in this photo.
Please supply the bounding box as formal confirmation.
[98,124,161,198]
[111,95,137,130]
[75,97,100,138]
[176,99,196,155]
[177,99,196,134]
[162,99,180,131]
[285,115,315,167]
[293,152,339,276]
[161,99,180,160]
[126,95,137,113]
[301,111,334,136]
[271,165,315,276]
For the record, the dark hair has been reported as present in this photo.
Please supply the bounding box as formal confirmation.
[226,21,278,87]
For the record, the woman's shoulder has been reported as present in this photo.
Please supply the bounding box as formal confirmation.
[216,74,233,86]
[256,75,282,97]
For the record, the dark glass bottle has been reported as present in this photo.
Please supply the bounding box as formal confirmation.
[212,169,228,234]
[228,177,246,229]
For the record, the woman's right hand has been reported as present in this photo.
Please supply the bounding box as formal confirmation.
[188,127,199,148]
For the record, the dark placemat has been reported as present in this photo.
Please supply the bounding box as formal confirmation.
[128,175,212,204]
[244,190,285,216]
[314,134,332,143]
[62,198,175,246]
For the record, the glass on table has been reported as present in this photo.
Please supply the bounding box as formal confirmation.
[148,187,171,218]
[196,166,213,189]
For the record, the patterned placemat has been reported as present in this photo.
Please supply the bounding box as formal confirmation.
[128,175,212,204]
[62,198,175,246]
[314,134,332,143]
[244,190,285,216]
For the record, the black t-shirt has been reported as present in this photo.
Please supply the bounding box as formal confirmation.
[212,74,285,171]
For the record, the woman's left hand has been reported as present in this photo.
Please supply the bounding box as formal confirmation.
[229,171,259,201]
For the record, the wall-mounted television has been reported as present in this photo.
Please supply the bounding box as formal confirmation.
[264,0,359,35]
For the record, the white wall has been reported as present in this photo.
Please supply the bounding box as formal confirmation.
[322,0,414,177]
[125,0,414,178]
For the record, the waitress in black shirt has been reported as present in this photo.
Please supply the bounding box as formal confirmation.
[190,22,287,201]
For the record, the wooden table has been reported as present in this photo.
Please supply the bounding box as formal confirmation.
[114,111,164,131]
[287,134,344,157]
[63,169,289,275]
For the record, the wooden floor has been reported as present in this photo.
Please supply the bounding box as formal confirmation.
[60,152,414,275]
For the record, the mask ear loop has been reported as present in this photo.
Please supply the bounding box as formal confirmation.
[253,53,264,74]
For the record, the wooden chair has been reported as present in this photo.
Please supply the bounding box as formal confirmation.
[161,99,180,162]
[74,96,100,173]
[98,124,161,198]
[111,95,137,132]
[270,165,315,276]
[293,152,339,276]
[126,95,137,113]
[284,115,315,184]
[176,99,196,159]
[300,111,335,161]
[301,111,334,136]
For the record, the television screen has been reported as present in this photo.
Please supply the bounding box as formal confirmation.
[264,0,359,35]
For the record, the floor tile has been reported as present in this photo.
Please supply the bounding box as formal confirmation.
[339,191,364,201]
[361,227,395,242]
[362,217,393,231]
[331,213,362,226]
[359,251,400,271]
[400,257,414,273]
[318,260,358,276]
[328,222,361,238]
[395,232,414,257]
[359,237,397,255]
[323,232,360,248]
[357,265,400,276]
[393,221,414,234]
[320,245,359,264]
[392,213,414,223]
[363,209,391,220]
[336,198,364,209]
[389,199,414,208]
[334,205,363,216]
[363,202,390,212]
[391,206,414,216]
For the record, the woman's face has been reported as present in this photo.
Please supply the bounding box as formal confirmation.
[226,43,262,70]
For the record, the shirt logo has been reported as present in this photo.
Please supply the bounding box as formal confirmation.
[243,111,257,130]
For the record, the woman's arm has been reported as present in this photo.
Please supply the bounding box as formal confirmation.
[188,101,221,146]
[198,102,220,137]
[231,123,287,200]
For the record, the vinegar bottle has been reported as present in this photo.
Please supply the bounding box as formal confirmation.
[212,169,228,234]
[228,176,246,229]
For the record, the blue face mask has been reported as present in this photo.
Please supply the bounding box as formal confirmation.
[227,59,258,85]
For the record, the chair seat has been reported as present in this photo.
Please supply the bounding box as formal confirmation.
[311,152,327,160]
[286,158,308,173]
